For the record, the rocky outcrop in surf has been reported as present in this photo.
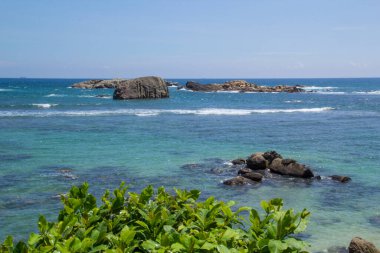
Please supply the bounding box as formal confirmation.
[181,80,305,93]
[71,76,169,100]
[72,79,126,89]
[222,150,351,186]
[113,76,169,100]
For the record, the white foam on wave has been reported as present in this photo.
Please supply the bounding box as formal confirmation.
[216,90,241,93]
[314,91,346,95]
[0,88,13,92]
[353,90,380,95]
[0,107,334,117]
[32,103,58,109]
[44,94,66,97]
[302,86,338,91]
[285,100,303,103]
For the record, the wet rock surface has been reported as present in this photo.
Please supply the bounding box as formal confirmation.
[348,237,379,253]
[113,76,169,100]
[182,80,305,93]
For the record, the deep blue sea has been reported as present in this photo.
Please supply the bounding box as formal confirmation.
[0,78,379,251]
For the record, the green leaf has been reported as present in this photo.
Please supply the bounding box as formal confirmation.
[268,240,287,253]
[217,244,231,253]
[171,242,186,251]
[201,242,216,250]
[120,226,136,244]
[28,232,41,246]
[141,239,159,250]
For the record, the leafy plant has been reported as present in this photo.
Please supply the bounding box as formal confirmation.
[1,183,310,252]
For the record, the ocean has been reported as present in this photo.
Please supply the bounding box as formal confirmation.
[0,78,379,251]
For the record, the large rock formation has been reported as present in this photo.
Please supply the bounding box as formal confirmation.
[182,80,304,93]
[348,237,379,253]
[71,79,126,89]
[113,76,169,100]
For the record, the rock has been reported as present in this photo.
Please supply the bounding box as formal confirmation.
[241,172,263,182]
[262,150,283,164]
[348,237,379,253]
[331,175,352,183]
[185,81,222,92]
[231,158,246,165]
[269,158,314,178]
[113,76,169,100]
[281,159,297,165]
[183,80,305,93]
[165,81,179,87]
[223,176,255,186]
[238,168,253,175]
[246,154,268,170]
[72,79,126,89]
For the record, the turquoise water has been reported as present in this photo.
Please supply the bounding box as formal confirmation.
[0,78,379,251]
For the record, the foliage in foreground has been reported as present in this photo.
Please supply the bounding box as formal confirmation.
[1,183,310,253]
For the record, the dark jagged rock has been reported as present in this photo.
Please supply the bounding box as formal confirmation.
[183,80,305,93]
[331,175,352,183]
[223,176,255,186]
[241,172,263,182]
[269,158,314,178]
[262,150,283,164]
[72,79,126,89]
[113,76,169,100]
[238,168,253,175]
[246,154,268,170]
[348,237,379,253]
[231,158,246,165]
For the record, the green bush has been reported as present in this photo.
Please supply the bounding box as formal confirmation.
[1,183,310,253]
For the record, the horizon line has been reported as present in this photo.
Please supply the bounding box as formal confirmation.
[1,76,380,80]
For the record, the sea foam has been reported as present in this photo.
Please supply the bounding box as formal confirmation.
[32,103,58,109]
[0,107,334,117]
[44,94,66,97]
[353,90,380,95]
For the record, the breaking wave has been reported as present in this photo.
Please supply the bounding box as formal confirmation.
[0,107,334,117]
[31,104,58,109]
[44,94,66,97]
[353,90,380,95]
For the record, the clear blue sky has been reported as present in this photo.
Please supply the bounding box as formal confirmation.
[0,0,379,78]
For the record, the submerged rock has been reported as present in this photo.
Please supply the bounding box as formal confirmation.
[368,215,380,226]
[240,172,263,182]
[348,237,379,253]
[330,175,352,183]
[113,76,169,100]
[231,158,246,165]
[223,176,255,186]
[269,158,314,178]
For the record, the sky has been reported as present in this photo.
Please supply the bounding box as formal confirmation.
[0,0,379,78]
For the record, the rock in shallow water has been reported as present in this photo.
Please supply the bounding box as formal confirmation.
[330,175,352,183]
[348,237,379,253]
[223,176,256,186]
[246,154,268,170]
[231,158,246,165]
[269,158,314,178]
